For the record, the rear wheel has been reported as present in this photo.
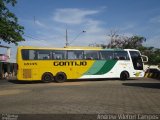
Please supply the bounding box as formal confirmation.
[42,73,54,83]
[55,72,67,83]
[120,71,129,80]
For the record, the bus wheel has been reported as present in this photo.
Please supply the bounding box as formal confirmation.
[42,73,54,83]
[55,72,67,83]
[0,73,3,79]
[120,71,129,80]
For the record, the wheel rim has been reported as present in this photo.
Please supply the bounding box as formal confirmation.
[55,73,66,83]
[57,75,64,81]
[44,74,52,82]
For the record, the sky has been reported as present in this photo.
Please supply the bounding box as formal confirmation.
[1,0,160,62]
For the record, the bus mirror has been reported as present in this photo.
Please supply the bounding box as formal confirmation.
[141,55,148,63]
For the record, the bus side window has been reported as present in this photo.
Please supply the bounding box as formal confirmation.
[52,50,66,60]
[36,50,52,60]
[21,50,29,60]
[56,56,60,60]
[67,50,83,60]
[119,56,125,60]
[99,51,113,60]
[21,50,36,60]
[84,51,99,60]
[114,51,129,60]
[114,56,119,60]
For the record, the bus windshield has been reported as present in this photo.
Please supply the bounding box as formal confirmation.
[129,51,143,70]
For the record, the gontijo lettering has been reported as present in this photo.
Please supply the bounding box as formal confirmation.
[53,61,87,66]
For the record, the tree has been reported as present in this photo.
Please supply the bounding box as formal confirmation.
[0,0,25,45]
[106,32,160,65]
[106,31,146,49]
[90,30,160,65]
[141,47,160,65]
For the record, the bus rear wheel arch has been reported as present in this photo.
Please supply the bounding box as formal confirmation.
[42,72,54,83]
[120,71,129,80]
[55,72,67,83]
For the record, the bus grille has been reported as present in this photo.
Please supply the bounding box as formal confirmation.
[23,69,32,79]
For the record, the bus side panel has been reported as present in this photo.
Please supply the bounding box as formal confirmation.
[80,60,118,79]
[52,60,95,79]
[17,60,95,80]
[80,60,144,79]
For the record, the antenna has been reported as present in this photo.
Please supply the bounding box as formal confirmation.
[65,29,69,47]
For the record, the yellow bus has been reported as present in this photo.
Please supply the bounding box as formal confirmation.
[17,46,148,82]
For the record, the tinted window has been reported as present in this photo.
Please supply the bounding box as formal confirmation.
[100,51,114,60]
[130,51,143,70]
[52,50,66,60]
[67,50,83,60]
[113,51,129,60]
[36,50,52,60]
[22,50,53,60]
[22,50,36,60]
[84,51,99,60]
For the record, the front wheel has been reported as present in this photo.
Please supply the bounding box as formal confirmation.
[55,72,67,83]
[0,73,3,79]
[120,71,129,80]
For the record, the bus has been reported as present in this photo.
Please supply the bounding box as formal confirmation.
[17,46,148,82]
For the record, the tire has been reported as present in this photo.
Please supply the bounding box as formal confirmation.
[0,73,3,79]
[120,71,129,80]
[55,72,67,83]
[42,73,54,83]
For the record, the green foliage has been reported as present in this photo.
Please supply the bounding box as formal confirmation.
[142,47,160,65]
[0,0,25,45]
[106,34,146,49]
[95,32,159,65]
[124,36,146,49]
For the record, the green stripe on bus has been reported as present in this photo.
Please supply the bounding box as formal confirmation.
[94,60,117,75]
[84,60,117,75]
[84,61,106,75]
